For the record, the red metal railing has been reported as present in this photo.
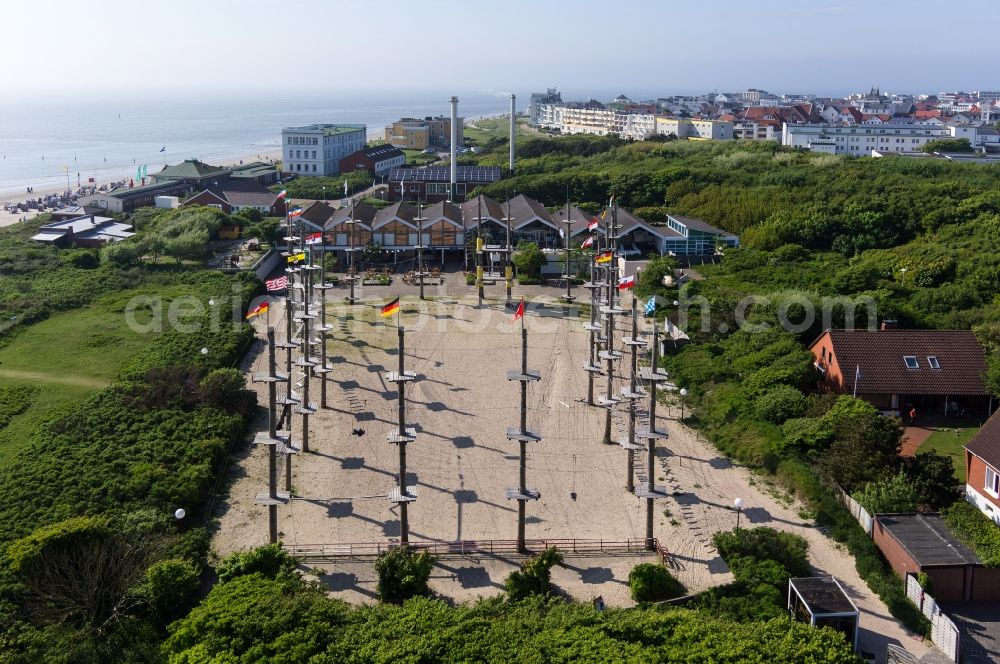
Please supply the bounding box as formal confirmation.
[286,537,667,560]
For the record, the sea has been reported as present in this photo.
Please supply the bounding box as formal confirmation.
[0,91,514,196]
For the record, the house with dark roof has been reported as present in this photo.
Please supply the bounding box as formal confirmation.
[77,180,189,213]
[965,412,1000,525]
[508,194,560,248]
[151,159,232,188]
[460,194,507,244]
[809,328,991,418]
[182,180,287,217]
[338,144,405,176]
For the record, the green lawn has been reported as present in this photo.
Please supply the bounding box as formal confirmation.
[0,283,200,466]
[918,426,980,483]
[401,149,439,166]
[463,116,540,148]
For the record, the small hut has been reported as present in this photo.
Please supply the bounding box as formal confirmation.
[788,576,859,651]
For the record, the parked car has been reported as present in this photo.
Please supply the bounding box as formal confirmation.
[420,148,435,155]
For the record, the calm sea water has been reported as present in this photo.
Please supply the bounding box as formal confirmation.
[0,91,512,195]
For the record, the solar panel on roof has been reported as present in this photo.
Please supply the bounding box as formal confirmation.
[388,166,500,183]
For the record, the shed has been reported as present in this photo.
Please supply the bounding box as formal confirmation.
[872,513,1000,602]
[788,576,860,651]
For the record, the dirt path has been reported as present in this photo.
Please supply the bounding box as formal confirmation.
[0,368,109,389]
[657,410,930,661]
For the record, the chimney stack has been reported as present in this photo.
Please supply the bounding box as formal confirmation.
[449,96,458,202]
[509,94,516,173]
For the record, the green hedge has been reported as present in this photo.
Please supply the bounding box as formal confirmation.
[942,500,1000,566]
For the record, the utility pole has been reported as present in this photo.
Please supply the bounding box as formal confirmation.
[559,194,575,303]
[619,296,646,493]
[385,324,419,545]
[506,322,541,553]
[582,222,603,405]
[597,200,625,444]
[414,203,427,300]
[637,320,670,550]
[503,198,513,308]
[252,328,291,543]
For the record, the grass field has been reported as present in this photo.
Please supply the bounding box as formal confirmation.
[401,149,439,166]
[0,283,203,466]
[918,425,980,482]
[463,116,540,148]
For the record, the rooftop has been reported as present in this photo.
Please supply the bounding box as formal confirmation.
[789,577,858,615]
[966,410,1000,470]
[283,124,367,135]
[817,329,988,396]
[388,166,501,184]
[155,159,229,181]
[876,513,980,567]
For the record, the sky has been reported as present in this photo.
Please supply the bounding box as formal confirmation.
[6,0,1000,100]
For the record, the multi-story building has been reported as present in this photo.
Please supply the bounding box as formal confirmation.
[782,120,951,155]
[384,117,462,150]
[528,88,562,125]
[656,118,733,141]
[733,120,780,142]
[338,144,406,177]
[282,124,367,177]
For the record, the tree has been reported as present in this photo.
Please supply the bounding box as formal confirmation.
[512,241,546,278]
[820,398,902,491]
[374,546,436,603]
[852,471,919,514]
[921,138,974,154]
[505,547,564,600]
[634,255,677,299]
[629,563,685,602]
[902,452,960,509]
[234,207,264,224]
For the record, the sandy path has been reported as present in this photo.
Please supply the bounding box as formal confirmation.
[0,368,109,389]
[213,288,930,662]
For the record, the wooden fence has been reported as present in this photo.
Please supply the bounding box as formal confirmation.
[905,574,960,662]
[286,538,665,562]
[835,485,873,535]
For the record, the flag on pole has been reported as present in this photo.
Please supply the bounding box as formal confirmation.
[305,232,322,245]
[380,297,400,318]
[587,218,599,232]
[617,274,636,290]
[289,207,303,218]
[287,252,306,263]
[265,276,289,291]
[644,296,657,316]
[159,146,166,152]
[581,235,595,249]
[343,180,349,196]
[600,209,607,220]
[245,302,269,319]
[852,364,862,398]
[558,227,565,239]
[276,189,287,200]
[595,250,613,264]
[512,298,525,323]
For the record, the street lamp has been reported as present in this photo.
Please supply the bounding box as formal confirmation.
[679,387,688,420]
[899,267,908,287]
[733,497,744,531]
[174,508,186,520]
[322,185,326,202]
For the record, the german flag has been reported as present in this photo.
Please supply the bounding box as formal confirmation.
[380,297,400,318]
[595,250,613,264]
[245,302,269,319]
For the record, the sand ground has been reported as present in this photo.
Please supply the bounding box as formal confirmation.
[213,278,929,663]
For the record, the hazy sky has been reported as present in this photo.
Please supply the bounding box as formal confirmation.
[7,0,1000,99]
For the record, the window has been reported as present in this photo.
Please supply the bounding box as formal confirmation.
[903,356,919,369]
[927,356,941,369]
[312,164,317,172]
[987,466,1000,498]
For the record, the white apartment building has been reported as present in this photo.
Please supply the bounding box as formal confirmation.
[282,123,367,176]
[656,118,733,141]
[733,121,780,142]
[782,120,950,155]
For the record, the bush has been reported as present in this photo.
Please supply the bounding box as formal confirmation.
[140,558,200,626]
[942,500,1000,566]
[505,547,563,600]
[902,452,960,510]
[216,543,297,583]
[752,385,807,424]
[512,241,546,278]
[628,563,685,602]
[779,417,835,455]
[374,546,436,603]
[852,471,919,514]
[713,527,810,578]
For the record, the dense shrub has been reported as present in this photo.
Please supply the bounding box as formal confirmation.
[628,563,685,603]
[374,546,436,604]
[215,543,297,583]
[505,547,564,601]
[713,527,810,579]
[852,472,919,514]
[753,384,808,423]
[942,500,1000,566]
[0,385,35,429]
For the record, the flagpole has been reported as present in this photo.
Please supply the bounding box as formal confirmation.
[853,364,859,398]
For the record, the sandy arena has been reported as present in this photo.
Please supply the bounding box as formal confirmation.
[213,277,929,663]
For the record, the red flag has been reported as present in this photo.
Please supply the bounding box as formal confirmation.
[617,274,636,290]
[581,235,595,249]
[305,232,322,245]
[512,299,524,323]
[587,218,599,231]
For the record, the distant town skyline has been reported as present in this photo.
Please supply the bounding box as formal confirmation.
[8,0,1000,97]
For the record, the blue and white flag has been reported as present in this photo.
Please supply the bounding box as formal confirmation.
[644,296,657,316]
